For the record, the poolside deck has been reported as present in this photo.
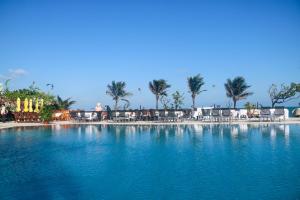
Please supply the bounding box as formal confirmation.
[1,118,300,130]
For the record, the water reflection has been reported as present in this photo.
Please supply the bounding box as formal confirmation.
[0,124,292,145]
[49,124,291,145]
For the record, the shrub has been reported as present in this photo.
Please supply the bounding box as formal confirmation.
[39,105,56,122]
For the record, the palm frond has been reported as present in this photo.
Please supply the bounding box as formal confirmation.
[224,76,253,107]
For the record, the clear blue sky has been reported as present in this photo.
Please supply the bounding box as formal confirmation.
[0,0,299,109]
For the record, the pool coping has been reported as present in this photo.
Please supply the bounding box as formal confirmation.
[1,119,300,130]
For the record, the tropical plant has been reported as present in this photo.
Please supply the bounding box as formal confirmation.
[3,81,55,111]
[149,79,171,109]
[187,74,206,109]
[4,88,55,105]
[268,83,300,108]
[244,102,257,117]
[39,104,56,122]
[172,91,184,109]
[224,76,253,109]
[54,96,76,110]
[106,81,132,110]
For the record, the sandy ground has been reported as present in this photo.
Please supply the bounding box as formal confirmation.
[1,118,300,130]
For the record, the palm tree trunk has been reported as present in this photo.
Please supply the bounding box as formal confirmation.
[233,99,237,109]
[156,95,159,110]
[114,98,119,110]
[192,95,195,109]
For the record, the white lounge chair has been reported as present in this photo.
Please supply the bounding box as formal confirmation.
[273,108,285,121]
[221,109,232,122]
[260,109,272,121]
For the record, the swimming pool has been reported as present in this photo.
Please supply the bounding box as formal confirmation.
[0,124,300,199]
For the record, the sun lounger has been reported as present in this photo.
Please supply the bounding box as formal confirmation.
[111,111,120,122]
[166,110,177,122]
[117,111,131,122]
[175,111,184,121]
[273,108,285,121]
[70,111,82,121]
[133,110,142,121]
[238,109,248,120]
[84,112,99,121]
[149,110,159,121]
[181,109,193,120]
[211,109,221,122]
[200,108,211,121]
[221,109,232,122]
[260,109,272,121]
[158,110,168,121]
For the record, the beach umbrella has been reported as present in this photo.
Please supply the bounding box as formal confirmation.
[16,98,21,112]
[40,99,44,109]
[29,99,33,112]
[24,98,29,112]
[34,99,39,113]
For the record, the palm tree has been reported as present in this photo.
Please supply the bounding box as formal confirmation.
[149,79,171,109]
[172,91,184,109]
[224,76,253,109]
[55,96,76,110]
[187,74,206,109]
[106,81,132,110]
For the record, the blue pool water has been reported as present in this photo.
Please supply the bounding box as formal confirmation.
[0,124,300,200]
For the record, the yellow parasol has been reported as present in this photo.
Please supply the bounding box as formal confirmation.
[16,98,21,112]
[34,99,39,113]
[23,98,29,112]
[29,99,33,112]
[40,99,44,109]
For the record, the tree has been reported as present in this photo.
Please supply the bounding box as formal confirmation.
[149,79,171,109]
[106,81,132,110]
[268,83,300,108]
[54,96,76,110]
[160,96,171,109]
[187,74,206,109]
[224,76,253,109]
[172,91,184,109]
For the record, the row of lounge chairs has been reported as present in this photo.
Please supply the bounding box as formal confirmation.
[259,108,286,121]
[70,111,103,122]
[111,110,187,122]
[68,110,191,122]
[198,109,233,122]
[194,108,286,122]
[9,107,288,123]
[13,112,41,122]
[67,108,287,123]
